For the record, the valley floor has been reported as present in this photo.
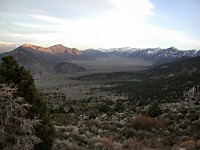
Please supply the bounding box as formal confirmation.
[35,58,200,150]
[35,76,200,150]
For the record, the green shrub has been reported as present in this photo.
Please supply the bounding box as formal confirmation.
[148,102,162,117]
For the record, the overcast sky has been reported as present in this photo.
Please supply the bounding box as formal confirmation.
[0,0,200,50]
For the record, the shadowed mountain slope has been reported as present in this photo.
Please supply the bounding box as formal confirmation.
[0,44,87,77]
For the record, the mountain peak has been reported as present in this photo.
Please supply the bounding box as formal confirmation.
[48,44,82,55]
[17,43,82,55]
[168,46,179,51]
[22,43,33,47]
[21,43,41,50]
[49,44,66,49]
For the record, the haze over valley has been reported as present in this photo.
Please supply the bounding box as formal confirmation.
[1,43,200,78]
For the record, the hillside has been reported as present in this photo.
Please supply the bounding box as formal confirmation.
[14,44,90,61]
[142,56,200,79]
[53,62,86,74]
[0,44,87,77]
[76,56,200,81]
[107,56,200,103]
[82,49,110,59]
[74,56,200,104]
[38,55,200,150]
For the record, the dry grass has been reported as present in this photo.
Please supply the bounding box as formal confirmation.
[127,137,165,150]
[179,140,200,150]
[133,115,154,130]
[133,115,170,130]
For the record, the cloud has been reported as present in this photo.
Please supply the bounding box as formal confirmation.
[29,14,72,25]
[20,11,199,49]
[0,0,199,49]
[0,0,115,20]
[0,13,60,35]
[112,0,154,17]
[22,8,48,15]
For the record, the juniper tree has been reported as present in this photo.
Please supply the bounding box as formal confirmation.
[0,84,41,150]
[0,56,55,150]
[148,102,162,117]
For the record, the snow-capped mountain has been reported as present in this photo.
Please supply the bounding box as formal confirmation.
[0,41,20,53]
[99,47,136,53]
[97,46,200,64]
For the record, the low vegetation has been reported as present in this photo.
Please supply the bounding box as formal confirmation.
[45,56,200,149]
[1,56,200,149]
[48,97,200,150]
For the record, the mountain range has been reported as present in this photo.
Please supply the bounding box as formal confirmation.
[0,44,87,77]
[100,46,200,63]
[0,43,200,77]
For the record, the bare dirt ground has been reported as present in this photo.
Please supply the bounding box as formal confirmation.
[35,57,152,101]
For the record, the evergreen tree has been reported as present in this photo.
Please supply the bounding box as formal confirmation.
[0,56,55,150]
[148,102,162,117]
[0,84,41,150]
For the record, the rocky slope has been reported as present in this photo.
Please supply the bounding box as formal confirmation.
[0,44,87,77]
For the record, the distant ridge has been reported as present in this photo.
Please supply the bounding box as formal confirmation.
[98,46,200,64]
[0,44,87,78]
[20,43,82,55]
[82,49,109,59]
[0,42,20,53]
[1,43,200,77]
